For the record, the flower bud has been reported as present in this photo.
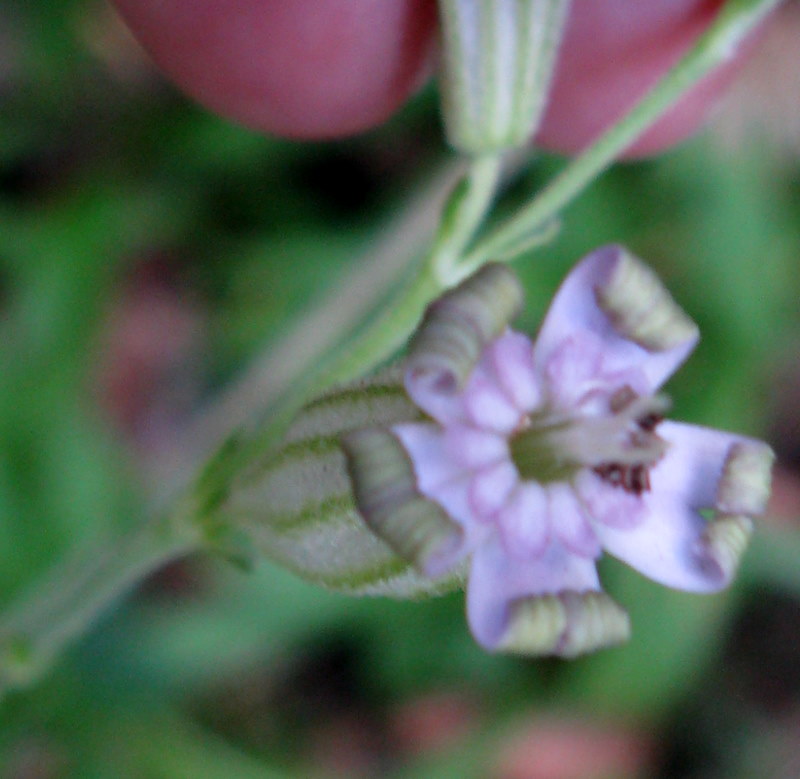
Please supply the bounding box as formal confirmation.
[438,0,571,153]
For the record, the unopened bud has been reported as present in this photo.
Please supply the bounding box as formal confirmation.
[438,0,571,153]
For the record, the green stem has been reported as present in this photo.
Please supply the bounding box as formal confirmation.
[204,154,505,486]
[159,159,472,500]
[0,512,200,697]
[319,154,504,390]
[462,0,782,267]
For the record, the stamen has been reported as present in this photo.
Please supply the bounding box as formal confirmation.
[592,463,651,495]
[609,386,637,413]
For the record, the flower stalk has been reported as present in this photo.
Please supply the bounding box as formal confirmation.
[462,0,784,267]
[0,512,200,697]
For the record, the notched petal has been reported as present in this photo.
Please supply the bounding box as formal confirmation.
[715,441,775,516]
[497,483,550,559]
[488,329,540,411]
[498,591,630,658]
[342,428,465,578]
[595,248,699,352]
[406,263,523,408]
[694,515,753,587]
[533,245,698,393]
[463,370,522,432]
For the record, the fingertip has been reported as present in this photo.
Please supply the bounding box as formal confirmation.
[535,0,740,156]
[112,0,437,138]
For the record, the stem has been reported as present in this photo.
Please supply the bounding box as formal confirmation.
[151,159,471,504]
[463,0,781,266]
[205,154,505,484]
[0,157,504,699]
[279,155,503,398]
[0,511,200,697]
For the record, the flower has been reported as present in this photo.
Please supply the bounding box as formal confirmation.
[342,246,773,657]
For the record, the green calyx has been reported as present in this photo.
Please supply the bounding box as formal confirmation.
[438,0,572,153]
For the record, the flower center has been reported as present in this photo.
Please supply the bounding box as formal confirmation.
[509,388,668,487]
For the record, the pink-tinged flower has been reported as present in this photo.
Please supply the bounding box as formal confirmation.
[343,246,773,657]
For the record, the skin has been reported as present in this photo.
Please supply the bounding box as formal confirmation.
[111,0,755,155]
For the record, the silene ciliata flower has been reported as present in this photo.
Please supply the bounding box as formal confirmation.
[342,246,773,658]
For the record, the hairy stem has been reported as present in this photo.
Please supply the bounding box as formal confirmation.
[0,512,200,698]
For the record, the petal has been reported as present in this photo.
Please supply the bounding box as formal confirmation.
[574,470,647,530]
[542,333,605,409]
[487,330,541,412]
[463,369,522,433]
[404,264,523,426]
[496,482,551,559]
[533,245,698,394]
[341,426,468,581]
[548,483,601,558]
[392,423,467,493]
[469,461,519,519]
[466,536,600,650]
[597,495,730,592]
[653,421,759,510]
[443,425,509,469]
[404,366,471,426]
[392,422,492,557]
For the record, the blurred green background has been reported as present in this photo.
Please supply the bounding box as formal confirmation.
[2,2,800,777]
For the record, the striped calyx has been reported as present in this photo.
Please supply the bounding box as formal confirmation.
[438,0,572,153]
[214,368,463,597]
[498,590,630,658]
[407,262,523,396]
[595,249,699,351]
[341,428,463,578]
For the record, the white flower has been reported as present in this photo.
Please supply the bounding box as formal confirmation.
[344,246,773,657]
